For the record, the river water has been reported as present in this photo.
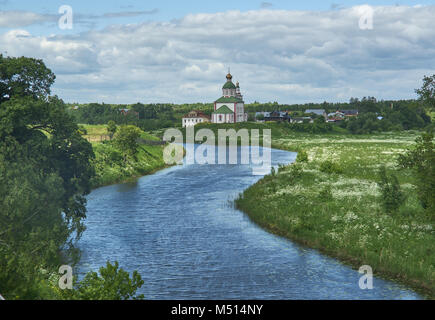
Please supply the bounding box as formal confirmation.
[77,145,421,299]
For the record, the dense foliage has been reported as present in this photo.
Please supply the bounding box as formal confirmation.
[0,56,95,298]
[0,56,144,300]
[69,102,213,131]
[58,261,144,300]
[344,104,431,134]
[0,54,56,103]
[416,75,435,111]
[377,166,406,214]
[398,132,435,216]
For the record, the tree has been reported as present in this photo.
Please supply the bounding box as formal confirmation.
[256,113,265,121]
[416,74,435,111]
[107,120,117,140]
[131,103,145,119]
[0,54,55,103]
[114,125,141,160]
[377,166,406,214]
[0,56,94,299]
[398,132,435,214]
[58,261,144,300]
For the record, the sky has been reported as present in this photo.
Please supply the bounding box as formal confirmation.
[1,0,435,104]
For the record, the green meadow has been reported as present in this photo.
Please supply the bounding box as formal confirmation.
[235,130,434,298]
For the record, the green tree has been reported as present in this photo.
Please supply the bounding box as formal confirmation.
[0,57,94,299]
[107,120,117,140]
[377,166,406,214]
[0,54,55,103]
[114,125,141,160]
[398,132,435,214]
[416,74,435,111]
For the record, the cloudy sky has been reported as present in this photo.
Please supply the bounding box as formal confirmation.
[1,0,435,104]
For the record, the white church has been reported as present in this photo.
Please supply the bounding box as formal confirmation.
[211,72,248,123]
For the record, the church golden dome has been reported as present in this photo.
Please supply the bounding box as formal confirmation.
[226,73,232,80]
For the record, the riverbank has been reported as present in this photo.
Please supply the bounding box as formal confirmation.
[82,125,170,188]
[234,130,434,299]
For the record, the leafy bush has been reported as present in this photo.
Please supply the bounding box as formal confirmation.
[296,150,308,163]
[107,120,117,139]
[77,125,87,135]
[398,132,435,214]
[114,125,141,160]
[59,261,144,300]
[289,164,303,178]
[377,166,406,214]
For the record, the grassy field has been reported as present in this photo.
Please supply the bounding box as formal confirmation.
[81,124,168,188]
[82,124,161,143]
[81,124,111,142]
[235,130,434,298]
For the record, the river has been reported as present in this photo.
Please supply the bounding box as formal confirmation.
[77,145,421,299]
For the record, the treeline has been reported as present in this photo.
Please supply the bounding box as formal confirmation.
[69,102,214,130]
[71,96,432,135]
[245,97,422,114]
[341,102,432,134]
[247,98,432,134]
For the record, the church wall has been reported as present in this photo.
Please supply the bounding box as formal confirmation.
[236,102,245,122]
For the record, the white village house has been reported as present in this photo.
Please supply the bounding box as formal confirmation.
[211,72,248,123]
[182,110,210,127]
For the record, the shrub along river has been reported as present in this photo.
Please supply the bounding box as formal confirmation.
[77,145,420,299]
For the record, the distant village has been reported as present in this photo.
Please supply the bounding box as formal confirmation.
[182,72,360,128]
[71,71,364,128]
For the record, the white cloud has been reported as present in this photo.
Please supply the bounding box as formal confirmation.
[1,6,435,104]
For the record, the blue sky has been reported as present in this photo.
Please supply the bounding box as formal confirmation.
[1,1,435,104]
[2,0,434,34]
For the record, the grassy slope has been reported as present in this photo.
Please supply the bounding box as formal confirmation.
[234,130,434,298]
[82,124,168,188]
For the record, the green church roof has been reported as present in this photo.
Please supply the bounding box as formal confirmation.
[222,81,236,89]
[213,105,234,114]
[215,96,243,103]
